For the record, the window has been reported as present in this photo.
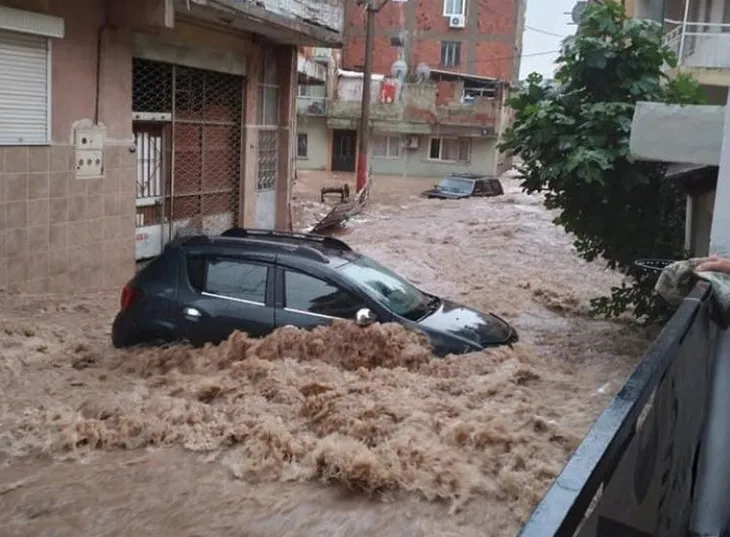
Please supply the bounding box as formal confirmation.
[443,0,465,16]
[336,255,429,321]
[440,41,461,68]
[297,133,308,158]
[202,257,268,304]
[284,270,365,319]
[372,135,401,158]
[429,137,471,163]
[0,29,51,145]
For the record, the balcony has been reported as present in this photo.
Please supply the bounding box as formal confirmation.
[297,95,327,116]
[188,0,344,46]
[327,78,502,134]
[664,19,730,70]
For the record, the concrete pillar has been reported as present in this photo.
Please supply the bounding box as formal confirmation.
[688,88,730,537]
[275,44,297,231]
[709,92,730,253]
[241,43,261,228]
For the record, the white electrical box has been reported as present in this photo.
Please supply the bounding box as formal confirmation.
[74,125,106,177]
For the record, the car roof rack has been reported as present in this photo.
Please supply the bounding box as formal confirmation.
[179,234,331,264]
[220,227,352,251]
[448,172,482,178]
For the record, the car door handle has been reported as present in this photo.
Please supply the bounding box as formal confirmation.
[183,307,202,320]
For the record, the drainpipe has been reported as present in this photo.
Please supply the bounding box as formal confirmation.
[688,87,730,537]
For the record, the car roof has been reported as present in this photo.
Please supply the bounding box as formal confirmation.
[170,228,357,269]
[447,173,483,179]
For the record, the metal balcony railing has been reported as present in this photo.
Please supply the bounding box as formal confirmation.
[664,18,730,69]
[296,95,327,115]
[517,283,717,537]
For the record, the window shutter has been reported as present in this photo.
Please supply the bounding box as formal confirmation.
[0,29,49,145]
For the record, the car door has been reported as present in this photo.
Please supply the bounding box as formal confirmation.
[273,267,370,330]
[178,253,275,345]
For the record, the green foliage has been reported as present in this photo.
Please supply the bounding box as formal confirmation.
[499,1,706,323]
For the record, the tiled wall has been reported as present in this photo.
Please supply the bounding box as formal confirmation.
[0,144,136,292]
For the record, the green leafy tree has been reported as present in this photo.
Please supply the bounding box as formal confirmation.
[499,0,705,322]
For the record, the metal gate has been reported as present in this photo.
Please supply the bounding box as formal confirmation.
[132,58,244,255]
[255,48,279,229]
[134,122,167,259]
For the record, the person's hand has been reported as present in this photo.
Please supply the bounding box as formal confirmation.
[696,255,730,275]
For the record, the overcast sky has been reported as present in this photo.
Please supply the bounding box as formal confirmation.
[520,0,577,80]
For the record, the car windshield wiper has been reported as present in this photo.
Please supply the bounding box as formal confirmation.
[424,294,441,314]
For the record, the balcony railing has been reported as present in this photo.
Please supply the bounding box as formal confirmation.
[296,95,327,115]
[664,18,730,69]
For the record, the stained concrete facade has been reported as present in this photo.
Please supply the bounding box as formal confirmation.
[296,117,331,171]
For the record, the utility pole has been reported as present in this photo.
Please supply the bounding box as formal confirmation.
[356,0,391,192]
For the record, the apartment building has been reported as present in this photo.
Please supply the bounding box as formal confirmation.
[295,0,526,178]
[0,0,345,292]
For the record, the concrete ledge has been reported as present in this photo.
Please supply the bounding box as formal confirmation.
[629,102,725,165]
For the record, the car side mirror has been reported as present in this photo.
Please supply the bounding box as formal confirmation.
[355,308,377,327]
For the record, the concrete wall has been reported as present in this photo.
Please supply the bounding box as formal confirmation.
[296,117,330,170]
[370,136,498,177]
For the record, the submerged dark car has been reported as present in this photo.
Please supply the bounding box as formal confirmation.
[112,229,518,356]
[421,173,504,199]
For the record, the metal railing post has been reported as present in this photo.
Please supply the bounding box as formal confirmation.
[678,0,691,64]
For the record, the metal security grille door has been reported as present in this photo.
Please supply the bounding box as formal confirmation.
[132,58,244,246]
[134,123,166,259]
[0,29,50,145]
[255,48,279,229]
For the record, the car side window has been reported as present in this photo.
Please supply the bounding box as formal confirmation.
[205,258,268,304]
[186,255,206,292]
[284,270,365,319]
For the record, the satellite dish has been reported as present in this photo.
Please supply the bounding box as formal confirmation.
[571,1,587,24]
[415,62,431,82]
[390,59,408,80]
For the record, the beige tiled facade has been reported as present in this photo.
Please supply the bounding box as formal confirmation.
[0,145,136,292]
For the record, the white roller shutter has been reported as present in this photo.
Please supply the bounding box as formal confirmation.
[0,29,50,145]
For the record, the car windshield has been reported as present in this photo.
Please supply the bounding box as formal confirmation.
[436,177,474,194]
[337,255,432,320]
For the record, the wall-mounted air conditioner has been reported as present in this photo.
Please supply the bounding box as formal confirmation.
[403,135,419,149]
[449,15,466,28]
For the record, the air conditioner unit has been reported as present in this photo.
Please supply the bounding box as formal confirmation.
[449,15,466,28]
[403,135,419,149]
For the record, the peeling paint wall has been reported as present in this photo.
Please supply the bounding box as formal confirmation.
[229,0,344,33]
[330,79,500,128]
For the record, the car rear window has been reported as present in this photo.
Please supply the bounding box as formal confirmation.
[206,259,268,304]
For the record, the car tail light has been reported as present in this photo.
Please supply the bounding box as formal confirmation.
[120,285,141,311]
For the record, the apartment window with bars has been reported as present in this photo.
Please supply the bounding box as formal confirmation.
[443,0,465,16]
[440,41,461,68]
[373,135,401,158]
[296,133,308,158]
[429,137,471,163]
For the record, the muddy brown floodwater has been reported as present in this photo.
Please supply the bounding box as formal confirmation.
[0,171,654,537]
